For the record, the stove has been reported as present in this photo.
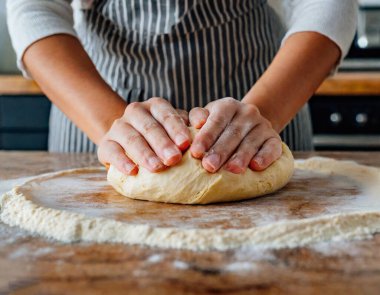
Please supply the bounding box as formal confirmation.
[309,95,380,150]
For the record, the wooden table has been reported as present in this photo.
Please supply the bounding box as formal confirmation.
[1,151,380,294]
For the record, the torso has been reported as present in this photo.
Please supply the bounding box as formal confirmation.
[48,0,313,152]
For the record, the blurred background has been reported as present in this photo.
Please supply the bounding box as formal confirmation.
[0,0,379,151]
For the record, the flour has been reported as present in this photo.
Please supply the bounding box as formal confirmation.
[172,260,189,270]
[224,262,257,272]
[1,157,380,251]
[146,254,164,263]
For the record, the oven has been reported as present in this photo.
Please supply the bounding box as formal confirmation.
[341,0,380,71]
[309,95,380,150]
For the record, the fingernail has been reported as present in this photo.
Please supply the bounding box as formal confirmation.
[175,134,189,146]
[148,157,163,170]
[204,153,220,171]
[226,158,245,174]
[191,143,205,158]
[123,163,136,174]
[163,147,181,161]
[175,134,190,150]
[195,119,206,129]
[254,157,263,166]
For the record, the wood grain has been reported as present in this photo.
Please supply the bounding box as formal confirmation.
[1,151,380,294]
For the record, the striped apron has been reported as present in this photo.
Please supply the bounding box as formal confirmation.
[49,0,313,152]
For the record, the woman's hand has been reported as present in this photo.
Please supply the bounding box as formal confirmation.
[189,97,282,174]
[97,97,191,175]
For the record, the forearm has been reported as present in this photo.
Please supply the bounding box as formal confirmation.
[23,34,126,144]
[242,32,340,132]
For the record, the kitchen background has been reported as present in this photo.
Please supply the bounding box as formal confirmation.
[0,0,379,151]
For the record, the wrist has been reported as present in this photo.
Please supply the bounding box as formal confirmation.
[242,89,283,133]
[88,92,127,144]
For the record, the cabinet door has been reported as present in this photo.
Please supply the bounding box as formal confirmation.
[0,95,51,150]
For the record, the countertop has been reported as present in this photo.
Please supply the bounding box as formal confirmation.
[1,151,380,294]
[1,72,380,96]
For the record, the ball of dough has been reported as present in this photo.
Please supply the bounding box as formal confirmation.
[107,129,294,204]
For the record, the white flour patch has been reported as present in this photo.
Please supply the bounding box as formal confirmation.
[7,245,56,260]
[8,246,30,259]
[310,240,364,256]
[146,254,164,264]
[0,177,34,196]
[224,262,257,272]
[173,260,189,270]
[34,247,55,256]
[233,246,277,262]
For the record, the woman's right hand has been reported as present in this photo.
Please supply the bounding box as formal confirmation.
[97,97,191,175]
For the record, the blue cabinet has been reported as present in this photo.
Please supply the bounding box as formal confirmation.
[0,95,51,150]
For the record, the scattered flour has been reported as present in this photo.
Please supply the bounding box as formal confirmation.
[146,254,164,264]
[172,260,189,270]
[1,158,380,251]
[224,262,257,272]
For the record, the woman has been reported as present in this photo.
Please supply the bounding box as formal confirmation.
[7,0,356,175]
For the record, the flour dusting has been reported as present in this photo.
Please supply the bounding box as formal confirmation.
[1,158,380,251]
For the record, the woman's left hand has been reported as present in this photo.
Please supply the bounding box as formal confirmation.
[189,97,282,174]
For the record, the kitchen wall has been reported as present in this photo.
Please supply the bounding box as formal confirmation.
[0,0,19,74]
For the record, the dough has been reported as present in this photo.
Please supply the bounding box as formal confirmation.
[107,128,294,204]
[1,157,380,251]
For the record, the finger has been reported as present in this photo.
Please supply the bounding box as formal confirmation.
[249,137,283,171]
[108,119,166,172]
[191,99,237,159]
[148,97,191,151]
[125,103,182,166]
[189,107,209,129]
[202,106,259,173]
[176,109,190,126]
[223,124,269,174]
[97,140,138,175]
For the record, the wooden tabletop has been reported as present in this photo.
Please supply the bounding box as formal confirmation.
[0,76,42,96]
[315,72,380,96]
[1,72,380,96]
[1,151,380,294]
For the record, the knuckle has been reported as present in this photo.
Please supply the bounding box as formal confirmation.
[149,97,166,104]
[124,133,141,145]
[244,104,260,117]
[222,97,236,104]
[162,112,181,124]
[124,103,142,118]
[125,102,141,113]
[141,121,160,134]
[208,115,225,128]
[226,124,243,138]
[221,97,237,109]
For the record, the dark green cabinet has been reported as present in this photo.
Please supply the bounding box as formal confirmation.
[0,95,51,150]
